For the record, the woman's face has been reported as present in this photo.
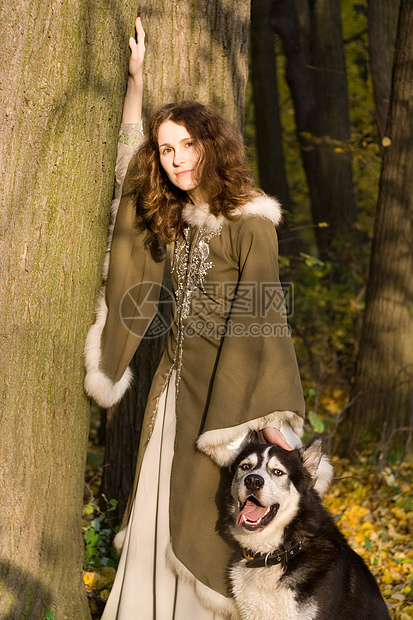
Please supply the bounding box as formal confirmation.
[158,120,206,204]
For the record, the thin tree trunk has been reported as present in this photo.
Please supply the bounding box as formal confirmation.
[367,0,401,138]
[250,0,294,254]
[272,0,356,259]
[250,0,290,209]
[100,0,251,524]
[337,0,413,454]
[0,1,138,617]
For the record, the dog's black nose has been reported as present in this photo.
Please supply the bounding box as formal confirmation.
[244,474,264,490]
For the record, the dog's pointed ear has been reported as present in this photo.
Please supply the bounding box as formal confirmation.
[250,430,260,443]
[300,436,333,495]
[228,430,259,473]
[300,436,324,479]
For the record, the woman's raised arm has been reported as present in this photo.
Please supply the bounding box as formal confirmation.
[122,16,146,124]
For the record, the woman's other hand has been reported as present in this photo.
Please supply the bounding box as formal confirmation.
[259,427,293,450]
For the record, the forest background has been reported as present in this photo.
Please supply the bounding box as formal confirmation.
[0,0,412,619]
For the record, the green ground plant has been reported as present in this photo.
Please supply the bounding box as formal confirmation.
[83,497,120,572]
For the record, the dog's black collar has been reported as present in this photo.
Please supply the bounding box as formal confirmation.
[242,541,302,568]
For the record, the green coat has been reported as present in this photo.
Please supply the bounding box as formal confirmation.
[85,152,305,609]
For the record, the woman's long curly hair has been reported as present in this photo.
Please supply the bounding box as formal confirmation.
[131,101,261,247]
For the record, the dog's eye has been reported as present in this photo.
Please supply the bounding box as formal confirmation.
[240,463,252,471]
[273,469,284,477]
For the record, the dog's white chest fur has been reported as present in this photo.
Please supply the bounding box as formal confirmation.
[230,562,317,620]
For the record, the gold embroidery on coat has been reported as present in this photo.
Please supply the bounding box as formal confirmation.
[148,223,221,437]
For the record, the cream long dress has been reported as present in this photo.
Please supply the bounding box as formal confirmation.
[101,371,231,619]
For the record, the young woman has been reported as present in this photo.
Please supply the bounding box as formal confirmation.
[85,18,305,619]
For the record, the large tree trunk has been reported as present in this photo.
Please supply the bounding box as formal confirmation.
[143,0,250,128]
[0,1,138,617]
[337,0,413,455]
[101,0,251,524]
[367,0,401,138]
[272,0,356,259]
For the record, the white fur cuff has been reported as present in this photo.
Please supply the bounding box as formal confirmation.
[196,411,304,467]
[84,289,133,408]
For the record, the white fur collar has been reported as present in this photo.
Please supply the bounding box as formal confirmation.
[182,194,282,232]
[182,202,224,232]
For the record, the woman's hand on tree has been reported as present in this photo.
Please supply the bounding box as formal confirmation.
[122,17,145,124]
[128,16,146,79]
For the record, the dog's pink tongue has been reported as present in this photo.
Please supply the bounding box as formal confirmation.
[236,500,267,526]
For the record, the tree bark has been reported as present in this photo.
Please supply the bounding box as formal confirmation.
[142,0,250,129]
[272,0,356,259]
[100,0,251,524]
[367,0,401,138]
[337,0,413,454]
[0,1,139,617]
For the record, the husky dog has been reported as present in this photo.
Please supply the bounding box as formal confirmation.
[228,437,390,620]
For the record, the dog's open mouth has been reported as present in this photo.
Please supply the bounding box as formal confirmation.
[236,496,279,530]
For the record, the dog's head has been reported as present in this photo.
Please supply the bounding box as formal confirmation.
[228,436,332,553]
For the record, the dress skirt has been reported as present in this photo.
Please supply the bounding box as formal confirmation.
[101,370,229,620]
